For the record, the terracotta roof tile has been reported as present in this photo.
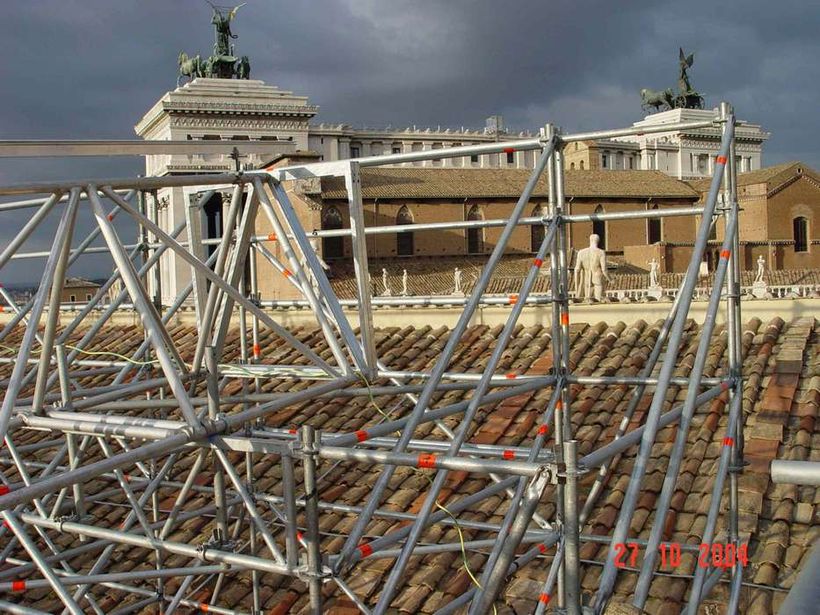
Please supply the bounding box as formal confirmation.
[321,167,699,201]
[0,315,816,614]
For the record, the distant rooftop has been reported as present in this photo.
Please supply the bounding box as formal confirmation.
[320,168,699,200]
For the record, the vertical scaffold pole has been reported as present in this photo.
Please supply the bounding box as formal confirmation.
[563,439,581,615]
[633,213,739,608]
[545,128,567,609]
[206,346,230,543]
[302,425,323,614]
[723,101,745,614]
[365,140,557,615]
[332,136,557,584]
[593,106,733,614]
[344,161,378,376]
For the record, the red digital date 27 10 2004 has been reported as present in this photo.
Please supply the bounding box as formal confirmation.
[614,543,749,569]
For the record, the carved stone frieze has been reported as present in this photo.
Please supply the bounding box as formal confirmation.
[170,116,309,131]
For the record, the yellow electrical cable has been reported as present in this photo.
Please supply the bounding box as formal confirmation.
[359,374,496,613]
[2,340,497,608]
[64,344,159,366]
[0,341,160,367]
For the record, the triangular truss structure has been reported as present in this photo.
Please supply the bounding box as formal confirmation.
[0,103,755,614]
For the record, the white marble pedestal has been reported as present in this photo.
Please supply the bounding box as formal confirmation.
[751,281,768,299]
[647,285,664,300]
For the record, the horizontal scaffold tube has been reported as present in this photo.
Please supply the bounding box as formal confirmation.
[18,514,295,576]
[0,565,234,592]
[318,445,549,477]
[580,383,728,469]
[0,377,355,508]
[770,460,820,486]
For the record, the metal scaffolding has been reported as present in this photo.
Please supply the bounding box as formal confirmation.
[0,103,747,614]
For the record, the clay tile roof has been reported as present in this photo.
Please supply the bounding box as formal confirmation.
[0,314,816,614]
[63,276,101,288]
[687,160,819,193]
[320,167,699,200]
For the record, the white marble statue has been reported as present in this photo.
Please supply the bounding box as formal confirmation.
[453,267,463,296]
[751,255,769,298]
[401,269,408,296]
[755,255,766,283]
[573,234,610,302]
[381,268,391,296]
[648,258,660,288]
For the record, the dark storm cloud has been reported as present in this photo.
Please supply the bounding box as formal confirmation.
[0,0,817,283]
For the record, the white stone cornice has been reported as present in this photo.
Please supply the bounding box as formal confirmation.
[170,117,309,130]
[164,100,318,116]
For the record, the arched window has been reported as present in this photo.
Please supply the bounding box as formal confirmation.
[580,160,585,170]
[467,205,485,254]
[793,217,808,252]
[570,162,576,170]
[647,205,661,244]
[322,206,344,259]
[396,205,414,256]
[593,205,606,250]
[531,205,546,252]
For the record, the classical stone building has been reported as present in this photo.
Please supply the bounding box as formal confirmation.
[135,79,531,302]
[253,163,701,299]
[134,64,770,303]
[562,108,769,179]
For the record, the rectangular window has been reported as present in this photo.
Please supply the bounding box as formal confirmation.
[470,154,479,164]
[350,146,360,158]
[601,154,608,169]
[392,147,401,154]
[506,151,515,165]
[69,294,76,302]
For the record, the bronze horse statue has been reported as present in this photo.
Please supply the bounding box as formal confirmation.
[238,55,251,79]
[178,52,205,85]
[640,87,674,112]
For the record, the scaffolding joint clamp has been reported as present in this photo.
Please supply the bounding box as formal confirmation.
[553,462,584,484]
[53,514,76,532]
[552,462,566,484]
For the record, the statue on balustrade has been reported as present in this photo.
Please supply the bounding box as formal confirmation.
[574,234,610,302]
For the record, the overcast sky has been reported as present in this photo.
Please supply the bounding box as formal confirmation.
[0,0,817,283]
